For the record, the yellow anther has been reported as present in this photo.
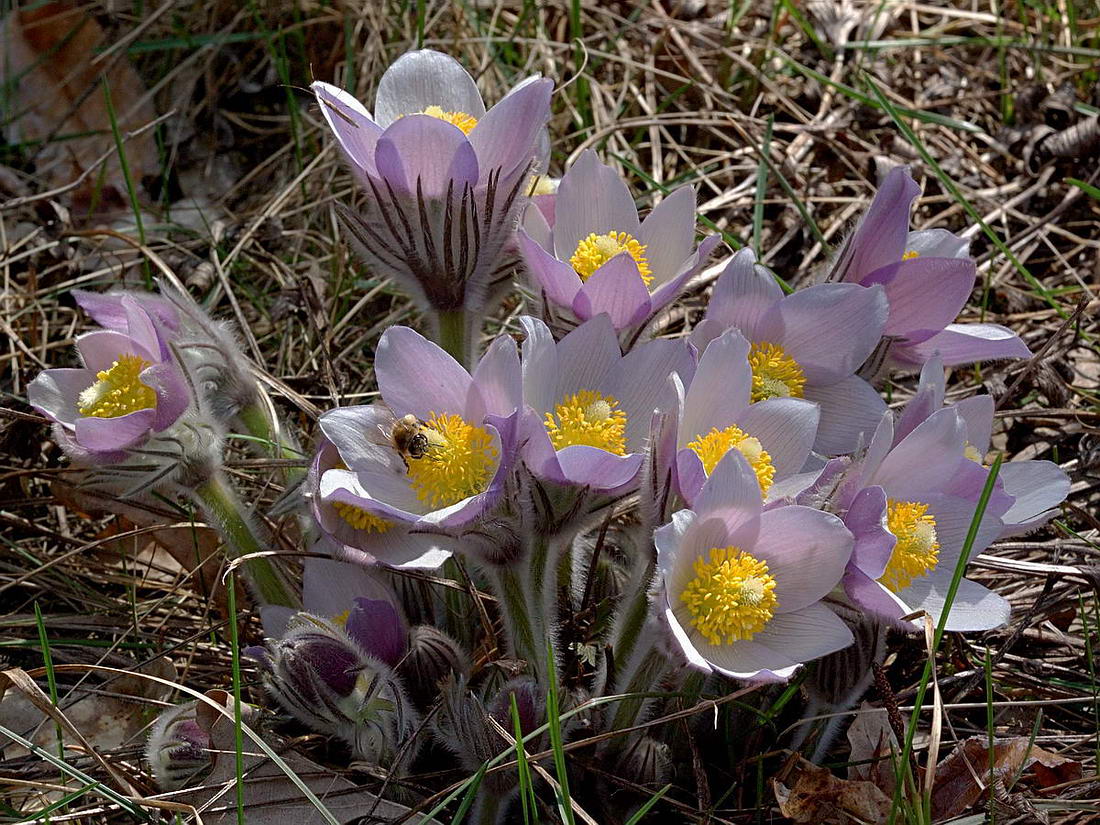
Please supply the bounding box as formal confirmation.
[544,390,628,455]
[418,105,478,135]
[686,426,775,495]
[681,547,778,644]
[747,342,806,403]
[879,499,940,592]
[569,231,653,285]
[77,353,156,419]
[404,412,496,508]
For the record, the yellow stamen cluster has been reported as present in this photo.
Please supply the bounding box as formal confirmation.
[879,499,940,592]
[418,105,478,135]
[681,547,778,644]
[569,231,653,285]
[544,390,628,455]
[329,461,392,533]
[902,250,920,260]
[686,425,775,495]
[747,342,806,403]
[405,412,496,508]
[77,353,156,419]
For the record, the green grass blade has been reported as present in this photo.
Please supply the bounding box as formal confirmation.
[624,783,672,825]
[511,694,537,825]
[226,572,246,825]
[545,640,576,825]
[752,115,773,258]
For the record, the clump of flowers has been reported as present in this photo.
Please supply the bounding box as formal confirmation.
[26,46,1071,819]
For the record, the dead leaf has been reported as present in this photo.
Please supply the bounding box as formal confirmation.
[0,3,158,213]
[170,689,440,824]
[846,702,898,795]
[773,753,892,824]
[931,735,1084,820]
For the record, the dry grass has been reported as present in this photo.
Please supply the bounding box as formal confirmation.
[1,1,1098,822]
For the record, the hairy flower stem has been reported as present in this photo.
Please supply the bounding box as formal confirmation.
[236,401,307,486]
[437,309,470,369]
[193,472,298,608]
[605,555,656,694]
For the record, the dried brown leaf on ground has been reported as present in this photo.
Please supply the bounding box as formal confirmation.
[773,753,892,824]
[846,702,899,794]
[1,2,157,213]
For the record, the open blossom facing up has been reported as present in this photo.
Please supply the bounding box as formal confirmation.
[836,406,1012,632]
[28,294,189,462]
[656,451,854,681]
[829,166,1030,367]
[518,150,720,333]
[519,314,694,492]
[312,50,552,341]
[315,326,520,529]
[674,328,819,505]
[692,249,889,456]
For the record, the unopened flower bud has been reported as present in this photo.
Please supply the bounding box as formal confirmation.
[146,701,211,790]
[397,625,468,706]
[618,736,672,788]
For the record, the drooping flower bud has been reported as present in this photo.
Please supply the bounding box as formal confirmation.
[146,700,212,790]
[397,625,468,706]
[618,735,672,789]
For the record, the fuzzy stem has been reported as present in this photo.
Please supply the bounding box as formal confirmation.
[606,556,656,693]
[193,472,298,608]
[437,309,470,368]
[236,401,307,485]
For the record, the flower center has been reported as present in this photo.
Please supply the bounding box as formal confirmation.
[681,547,778,644]
[404,412,496,508]
[419,105,478,135]
[329,462,392,532]
[569,231,653,285]
[77,353,157,418]
[686,425,775,495]
[544,390,628,455]
[902,250,920,260]
[747,342,806,403]
[879,499,940,592]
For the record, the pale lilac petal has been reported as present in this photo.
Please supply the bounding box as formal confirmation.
[311,81,382,174]
[753,506,852,612]
[468,77,552,178]
[661,512,760,605]
[923,493,1004,572]
[700,249,780,343]
[865,256,976,343]
[679,328,752,445]
[518,316,559,415]
[553,314,622,403]
[319,406,407,475]
[373,49,485,128]
[942,458,1014,519]
[757,283,888,384]
[376,326,481,421]
[665,602,800,680]
[141,363,188,430]
[803,375,887,457]
[472,334,521,418]
[571,253,652,328]
[552,151,640,260]
[522,200,553,249]
[607,337,693,448]
[333,530,455,570]
[374,115,479,197]
[321,466,424,519]
[260,605,296,640]
[520,411,570,485]
[751,604,855,666]
[76,330,156,373]
[894,354,946,445]
[517,231,585,308]
[554,445,643,491]
[736,398,820,478]
[843,569,909,625]
[955,395,994,455]
[647,234,722,313]
[73,289,180,334]
[654,508,695,582]
[346,597,408,666]
[28,369,94,426]
[896,575,1010,631]
[905,228,969,259]
[302,556,393,618]
[844,485,894,579]
[674,449,708,505]
[872,408,965,500]
[834,166,919,283]
[74,408,155,451]
[692,450,765,537]
[427,412,515,527]
[998,460,1069,535]
[636,186,695,286]
[895,323,1031,367]
[120,295,169,360]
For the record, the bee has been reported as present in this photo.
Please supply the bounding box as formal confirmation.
[389,414,433,468]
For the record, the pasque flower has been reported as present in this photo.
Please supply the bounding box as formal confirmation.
[836,405,1012,631]
[312,50,552,361]
[28,293,191,464]
[895,355,1070,538]
[315,325,520,529]
[692,249,889,456]
[674,327,820,505]
[655,451,854,681]
[520,314,694,492]
[828,166,1030,367]
[518,150,720,334]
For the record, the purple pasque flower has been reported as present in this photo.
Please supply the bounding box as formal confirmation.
[828,166,1029,368]
[692,249,888,456]
[674,327,819,505]
[28,294,189,462]
[655,450,854,681]
[895,355,1070,538]
[311,51,552,330]
[837,405,1012,632]
[519,314,694,492]
[518,150,720,334]
[315,326,520,529]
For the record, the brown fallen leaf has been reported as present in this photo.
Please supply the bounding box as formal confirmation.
[1,2,158,213]
[931,735,1084,820]
[846,702,898,795]
[773,753,892,824]
[169,689,440,824]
